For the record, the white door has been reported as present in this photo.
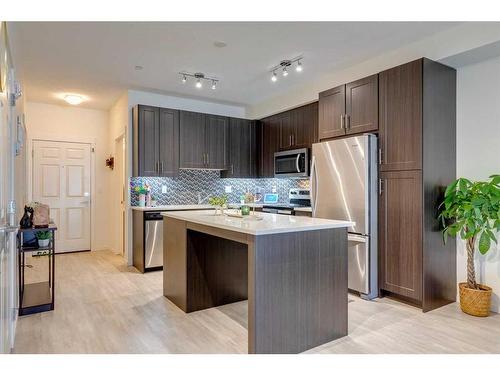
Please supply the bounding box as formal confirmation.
[33,140,91,253]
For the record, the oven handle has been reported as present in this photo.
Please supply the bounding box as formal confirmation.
[296,153,301,173]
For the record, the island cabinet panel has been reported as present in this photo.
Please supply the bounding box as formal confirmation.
[318,85,346,140]
[179,111,207,169]
[345,74,378,135]
[133,105,179,177]
[222,118,258,178]
[379,170,422,301]
[248,228,348,354]
[205,114,229,170]
[379,59,422,171]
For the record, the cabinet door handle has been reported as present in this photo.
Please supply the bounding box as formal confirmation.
[207,153,209,166]
[379,179,384,195]
[340,115,344,130]
[289,134,292,147]
[378,148,383,165]
[346,115,350,130]
[231,164,234,175]
[292,133,295,146]
[156,161,159,173]
[160,161,163,174]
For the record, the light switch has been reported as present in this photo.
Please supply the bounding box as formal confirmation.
[162,185,167,194]
[225,185,232,193]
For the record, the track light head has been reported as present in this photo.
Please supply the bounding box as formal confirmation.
[296,60,303,72]
[196,79,202,88]
[182,75,187,83]
[282,67,288,77]
[271,71,277,82]
[211,80,217,90]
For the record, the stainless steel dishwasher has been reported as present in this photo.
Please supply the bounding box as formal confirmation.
[144,211,163,270]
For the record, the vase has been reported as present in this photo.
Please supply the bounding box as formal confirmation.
[138,194,146,207]
[459,282,492,317]
[38,239,50,248]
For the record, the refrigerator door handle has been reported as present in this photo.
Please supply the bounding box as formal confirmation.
[310,155,318,217]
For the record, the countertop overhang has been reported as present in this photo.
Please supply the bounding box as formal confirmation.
[162,210,353,236]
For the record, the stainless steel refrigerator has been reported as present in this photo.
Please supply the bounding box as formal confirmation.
[310,134,378,299]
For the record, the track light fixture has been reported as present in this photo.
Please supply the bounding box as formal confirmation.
[269,56,304,83]
[179,72,219,90]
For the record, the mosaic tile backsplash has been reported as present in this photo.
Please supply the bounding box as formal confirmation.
[130,170,309,206]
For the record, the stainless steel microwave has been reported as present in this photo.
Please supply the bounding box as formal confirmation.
[274,148,309,178]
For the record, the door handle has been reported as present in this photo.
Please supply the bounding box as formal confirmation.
[379,179,384,195]
[340,114,344,130]
[346,114,350,130]
[378,148,383,165]
[289,134,292,147]
[310,156,318,217]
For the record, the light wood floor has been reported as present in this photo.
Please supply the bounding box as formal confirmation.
[14,250,500,354]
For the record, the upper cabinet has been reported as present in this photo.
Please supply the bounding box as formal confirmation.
[133,105,179,177]
[258,102,318,177]
[222,118,258,178]
[318,75,378,140]
[179,112,229,170]
[379,60,422,171]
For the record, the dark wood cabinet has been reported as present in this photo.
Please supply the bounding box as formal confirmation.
[179,111,206,169]
[378,58,457,312]
[379,170,422,301]
[222,118,258,178]
[287,102,318,149]
[133,105,179,177]
[259,116,280,177]
[379,61,422,171]
[205,115,229,169]
[318,85,345,140]
[345,74,378,135]
[179,112,229,170]
[158,108,180,176]
[319,76,378,140]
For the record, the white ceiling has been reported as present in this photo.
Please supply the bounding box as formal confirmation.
[9,22,462,110]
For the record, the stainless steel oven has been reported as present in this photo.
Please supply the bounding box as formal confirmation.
[274,148,309,178]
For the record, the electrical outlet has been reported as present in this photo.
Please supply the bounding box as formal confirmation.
[224,185,232,193]
[272,185,277,193]
[162,185,167,194]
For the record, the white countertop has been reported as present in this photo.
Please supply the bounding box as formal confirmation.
[162,210,353,236]
[131,204,213,211]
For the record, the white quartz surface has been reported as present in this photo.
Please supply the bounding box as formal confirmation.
[162,210,353,236]
[130,204,213,211]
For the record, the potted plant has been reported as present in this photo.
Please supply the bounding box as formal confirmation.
[134,184,150,207]
[208,195,228,216]
[439,175,500,317]
[36,230,52,248]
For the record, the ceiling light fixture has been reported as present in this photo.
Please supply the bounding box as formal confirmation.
[296,60,303,72]
[268,56,304,84]
[179,72,219,91]
[64,94,84,105]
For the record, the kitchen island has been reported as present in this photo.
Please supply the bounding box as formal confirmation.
[162,210,353,354]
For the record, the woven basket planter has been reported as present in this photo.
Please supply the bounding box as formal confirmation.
[459,282,492,317]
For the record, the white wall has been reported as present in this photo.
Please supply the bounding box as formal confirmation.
[457,56,500,312]
[25,101,112,252]
[248,22,500,119]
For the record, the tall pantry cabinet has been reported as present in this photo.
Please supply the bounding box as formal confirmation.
[378,58,457,312]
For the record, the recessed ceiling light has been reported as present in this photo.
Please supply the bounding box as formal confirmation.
[64,94,84,105]
[134,65,143,70]
[213,41,227,48]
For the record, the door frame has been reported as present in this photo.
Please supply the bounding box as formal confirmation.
[27,132,96,251]
[114,133,126,256]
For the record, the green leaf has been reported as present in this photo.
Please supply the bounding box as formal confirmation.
[478,231,491,255]
[445,179,459,197]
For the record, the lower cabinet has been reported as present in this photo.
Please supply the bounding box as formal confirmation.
[379,170,422,302]
[222,118,258,178]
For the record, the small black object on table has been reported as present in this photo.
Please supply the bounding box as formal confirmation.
[17,224,57,316]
